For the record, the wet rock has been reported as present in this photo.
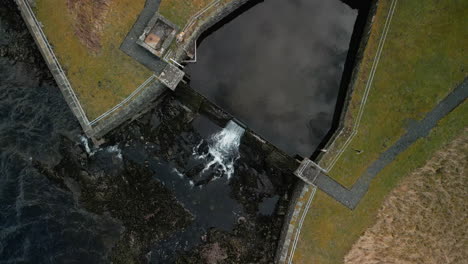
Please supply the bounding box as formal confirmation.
[200,242,227,264]
[35,137,193,263]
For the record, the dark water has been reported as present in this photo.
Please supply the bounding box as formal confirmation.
[0,3,123,263]
[186,0,358,157]
[106,101,294,263]
[0,2,293,263]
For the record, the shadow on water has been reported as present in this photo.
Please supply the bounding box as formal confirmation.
[196,0,265,48]
[312,0,373,160]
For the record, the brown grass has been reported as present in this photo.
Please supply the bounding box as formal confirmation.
[66,0,112,53]
[345,131,468,264]
[158,0,213,28]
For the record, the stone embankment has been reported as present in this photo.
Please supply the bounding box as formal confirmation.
[15,0,92,134]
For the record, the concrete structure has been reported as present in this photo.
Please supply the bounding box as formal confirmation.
[16,0,253,140]
[157,62,185,90]
[135,11,185,91]
[294,158,324,185]
[137,13,178,57]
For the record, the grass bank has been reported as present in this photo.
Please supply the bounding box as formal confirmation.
[291,0,467,262]
[293,99,467,264]
[320,0,467,187]
[158,0,213,29]
[34,0,152,120]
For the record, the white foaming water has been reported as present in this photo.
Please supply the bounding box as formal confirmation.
[106,145,122,160]
[194,120,245,179]
[79,136,122,160]
[80,136,93,155]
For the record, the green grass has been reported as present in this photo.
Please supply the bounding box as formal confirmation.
[34,0,152,120]
[293,99,468,264]
[319,0,467,187]
[158,0,213,29]
[291,0,468,262]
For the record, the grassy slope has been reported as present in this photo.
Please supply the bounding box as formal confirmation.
[35,0,152,120]
[292,0,467,262]
[293,99,468,264]
[320,0,467,187]
[158,0,213,29]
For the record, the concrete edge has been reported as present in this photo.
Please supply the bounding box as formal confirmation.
[174,0,251,61]
[91,81,168,139]
[274,181,308,264]
[14,0,92,134]
[315,0,380,164]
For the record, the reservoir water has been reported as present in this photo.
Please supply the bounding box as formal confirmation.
[186,0,358,157]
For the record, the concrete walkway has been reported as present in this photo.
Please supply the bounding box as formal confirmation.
[300,78,468,209]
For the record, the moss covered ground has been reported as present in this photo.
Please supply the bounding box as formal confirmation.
[158,0,213,29]
[34,0,153,120]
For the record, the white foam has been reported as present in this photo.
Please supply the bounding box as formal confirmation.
[80,136,93,155]
[193,120,245,180]
[106,145,122,160]
[172,168,185,179]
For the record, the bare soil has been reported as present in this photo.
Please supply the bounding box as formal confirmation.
[66,0,112,52]
[345,130,468,264]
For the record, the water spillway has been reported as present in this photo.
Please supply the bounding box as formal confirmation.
[193,120,245,180]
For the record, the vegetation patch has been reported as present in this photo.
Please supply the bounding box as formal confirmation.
[345,130,467,264]
[320,0,467,187]
[158,0,213,29]
[66,0,111,52]
[292,100,468,264]
[34,0,153,120]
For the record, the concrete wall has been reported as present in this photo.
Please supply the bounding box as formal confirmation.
[274,181,309,264]
[91,80,168,138]
[14,0,92,135]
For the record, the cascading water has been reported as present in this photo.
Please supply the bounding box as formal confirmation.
[193,120,245,180]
